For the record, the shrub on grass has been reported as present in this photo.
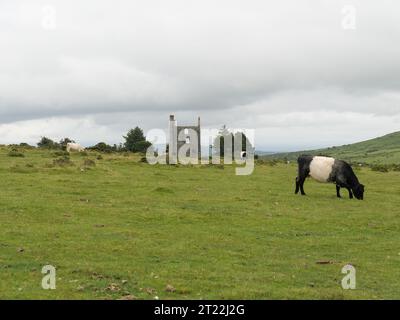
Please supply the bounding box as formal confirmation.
[392,164,400,172]
[87,142,115,153]
[370,164,389,173]
[8,143,34,150]
[10,164,37,173]
[154,187,174,193]
[52,151,70,157]
[19,143,34,148]
[256,159,278,166]
[8,150,25,157]
[53,156,74,167]
[37,137,60,149]
[83,159,96,167]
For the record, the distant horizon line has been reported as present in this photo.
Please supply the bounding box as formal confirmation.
[1,130,398,154]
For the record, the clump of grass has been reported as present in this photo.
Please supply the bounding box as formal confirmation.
[52,151,69,157]
[8,149,25,158]
[79,151,89,156]
[154,187,174,194]
[370,164,400,172]
[53,156,74,167]
[96,155,103,160]
[200,164,224,170]
[10,164,37,173]
[370,164,389,173]
[83,159,96,167]
[256,159,279,166]
[392,164,400,171]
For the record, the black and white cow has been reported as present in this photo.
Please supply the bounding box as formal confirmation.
[295,155,365,200]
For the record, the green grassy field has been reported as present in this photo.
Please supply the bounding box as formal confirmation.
[264,131,400,165]
[1,147,400,300]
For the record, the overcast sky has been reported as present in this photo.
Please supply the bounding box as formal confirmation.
[1,0,400,151]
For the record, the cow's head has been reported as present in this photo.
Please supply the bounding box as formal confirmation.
[353,184,365,200]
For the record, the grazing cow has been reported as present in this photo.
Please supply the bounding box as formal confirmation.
[66,142,85,153]
[295,155,365,200]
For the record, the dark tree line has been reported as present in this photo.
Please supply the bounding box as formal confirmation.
[36,126,152,153]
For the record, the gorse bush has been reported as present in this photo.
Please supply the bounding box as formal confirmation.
[370,164,389,173]
[38,137,60,149]
[8,149,25,157]
[10,164,37,173]
[370,164,400,172]
[256,159,279,166]
[8,143,34,149]
[52,151,70,157]
[392,164,400,171]
[83,159,96,167]
[53,156,74,167]
[87,142,116,153]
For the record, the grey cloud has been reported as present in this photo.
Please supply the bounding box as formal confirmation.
[0,0,400,149]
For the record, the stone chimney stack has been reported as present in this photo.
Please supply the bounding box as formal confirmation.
[169,115,177,164]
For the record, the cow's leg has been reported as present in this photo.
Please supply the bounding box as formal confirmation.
[299,177,306,195]
[296,164,309,196]
[295,177,300,194]
[347,187,354,199]
[338,179,353,199]
[336,185,341,198]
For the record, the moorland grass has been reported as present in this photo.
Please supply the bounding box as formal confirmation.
[0,147,399,299]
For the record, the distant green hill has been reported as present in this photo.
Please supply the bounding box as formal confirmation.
[264,131,400,165]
